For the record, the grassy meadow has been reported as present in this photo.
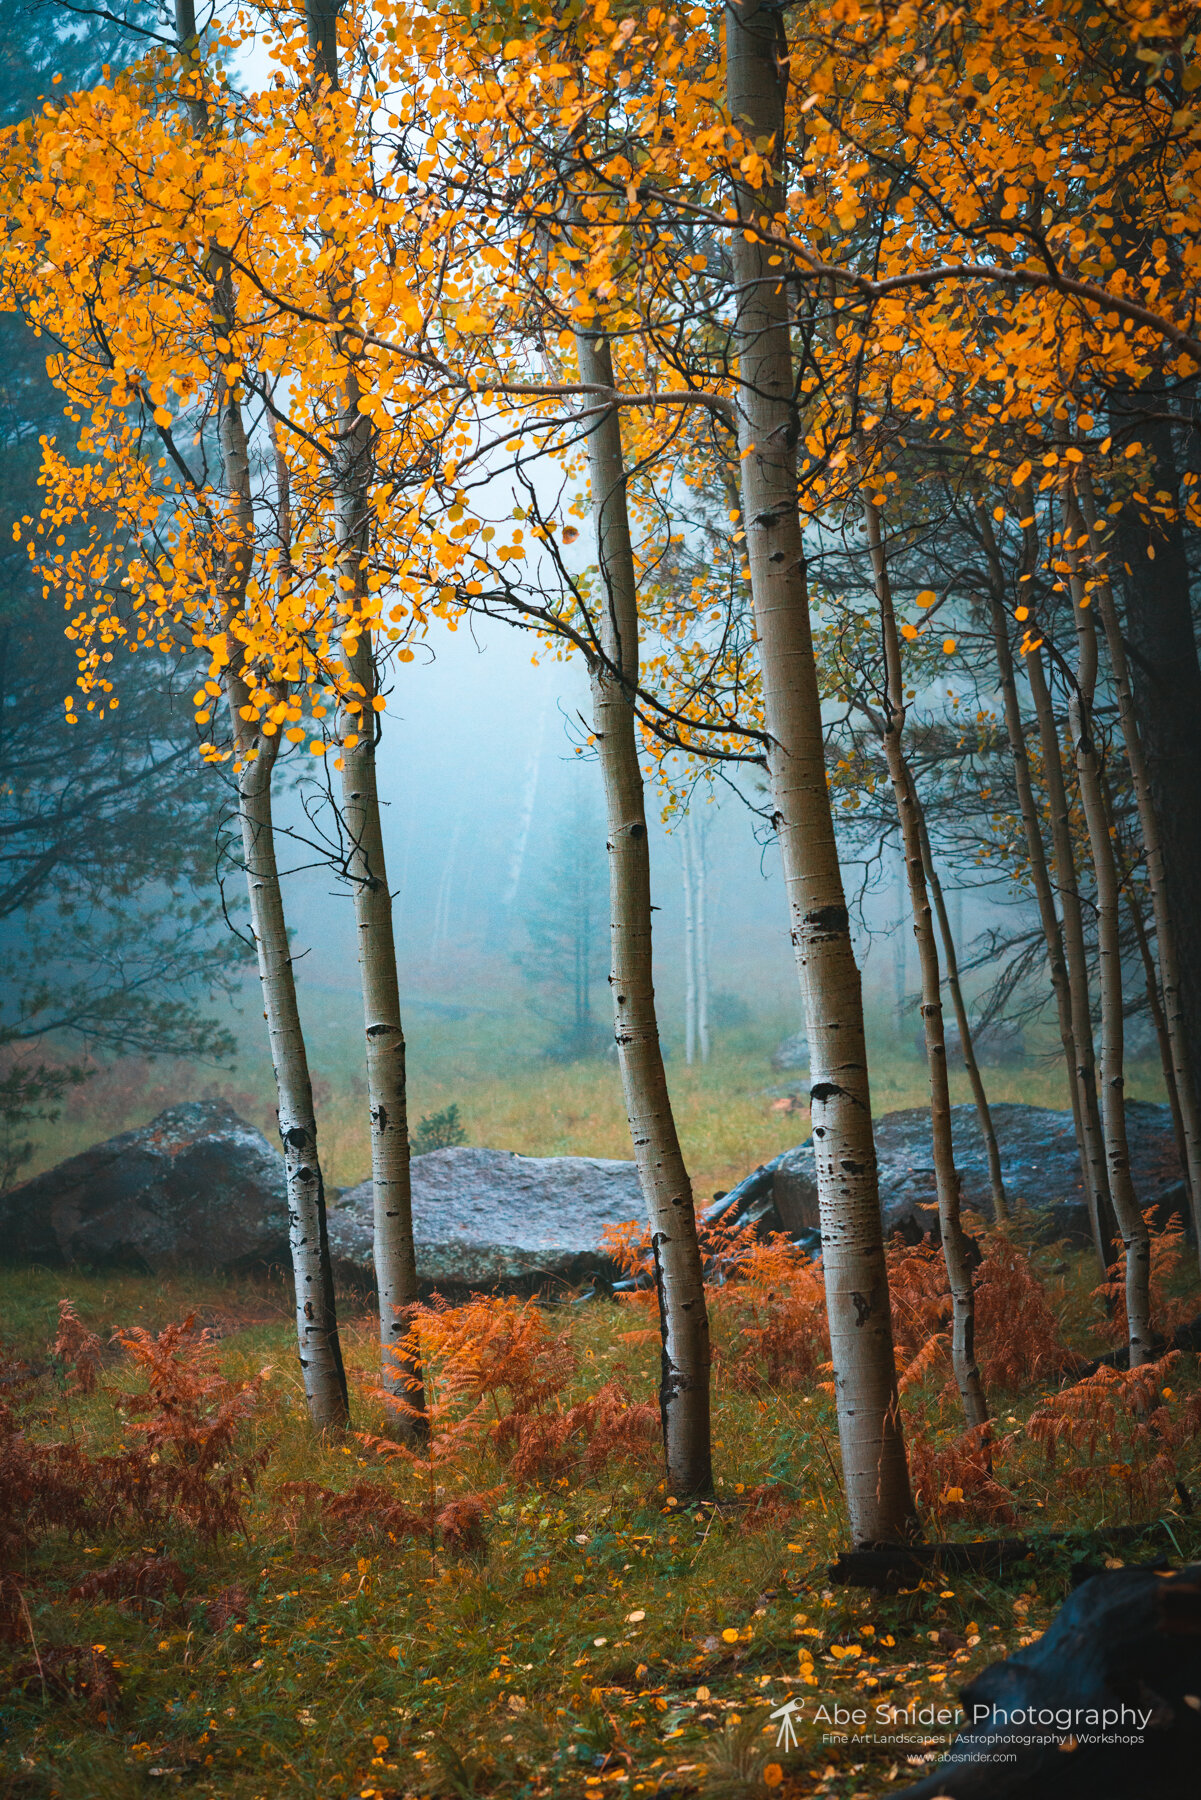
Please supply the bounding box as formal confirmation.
[19,978,1171,1202]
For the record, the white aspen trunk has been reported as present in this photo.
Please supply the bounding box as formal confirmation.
[695,815,711,1063]
[227,693,350,1429]
[726,0,914,1544]
[865,503,988,1428]
[1120,828,1190,1173]
[337,628,424,1428]
[173,0,348,1433]
[1061,488,1153,1366]
[308,2,425,1428]
[501,703,547,910]
[1026,643,1116,1269]
[1076,467,1201,1259]
[982,574,1089,1219]
[893,853,908,1025]
[576,329,713,1495]
[430,810,463,957]
[917,811,1008,1226]
[682,816,697,1066]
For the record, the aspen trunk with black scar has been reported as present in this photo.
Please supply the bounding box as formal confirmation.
[1061,486,1152,1367]
[725,0,913,1544]
[307,0,425,1429]
[576,328,712,1497]
[866,500,988,1430]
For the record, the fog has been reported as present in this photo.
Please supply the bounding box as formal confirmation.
[242,610,1019,1087]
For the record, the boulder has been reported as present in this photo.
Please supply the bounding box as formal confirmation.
[0,1108,648,1293]
[914,1019,1028,1067]
[0,1102,290,1274]
[770,1030,809,1073]
[896,1562,1201,1799]
[327,1145,646,1292]
[708,1100,1187,1246]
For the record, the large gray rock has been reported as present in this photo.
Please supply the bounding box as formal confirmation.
[0,1107,648,1291]
[327,1145,644,1291]
[710,1100,1188,1247]
[0,1101,290,1273]
[771,1030,809,1074]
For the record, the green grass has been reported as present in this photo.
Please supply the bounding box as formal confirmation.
[19,998,1170,1201]
[3,1252,1198,1800]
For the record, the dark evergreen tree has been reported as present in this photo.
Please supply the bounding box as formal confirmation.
[517,784,610,1060]
[0,2,241,1182]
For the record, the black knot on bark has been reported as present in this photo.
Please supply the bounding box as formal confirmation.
[804,903,849,933]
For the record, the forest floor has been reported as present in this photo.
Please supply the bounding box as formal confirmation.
[3,1235,1199,1800]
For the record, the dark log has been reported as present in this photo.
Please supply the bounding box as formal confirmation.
[829,1540,1037,1588]
[895,1562,1201,1798]
[829,1524,1177,1590]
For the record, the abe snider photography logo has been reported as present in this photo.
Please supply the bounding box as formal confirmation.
[770,1695,1156,1752]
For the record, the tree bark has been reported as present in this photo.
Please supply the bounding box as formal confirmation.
[682,816,697,1067]
[979,562,1087,1221]
[694,814,711,1063]
[865,501,988,1429]
[336,612,424,1427]
[1076,466,1201,1258]
[916,810,1008,1226]
[1025,640,1115,1268]
[725,0,914,1545]
[1116,823,1189,1185]
[1108,410,1201,1082]
[1061,490,1153,1366]
[308,1,425,1428]
[576,328,713,1496]
[174,0,348,1432]
[227,698,350,1430]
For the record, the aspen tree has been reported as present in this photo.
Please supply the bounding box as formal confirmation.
[305,0,425,1428]
[1076,467,1201,1263]
[725,0,913,1544]
[576,328,712,1496]
[1012,484,1115,1272]
[1060,481,1152,1365]
[864,499,987,1429]
[916,809,1008,1227]
[167,0,351,1430]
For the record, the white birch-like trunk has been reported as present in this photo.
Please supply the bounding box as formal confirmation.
[307,2,425,1427]
[1123,867,1190,1177]
[576,328,713,1496]
[174,0,348,1433]
[1026,643,1116,1269]
[726,0,913,1544]
[893,853,908,1025]
[1076,468,1201,1259]
[682,818,697,1066]
[865,503,988,1428]
[336,615,425,1428]
[916,812,1008,1226]
[501,704,547,912]
[1061,491,1153,1365]
[982,574,1090,1219]
[227,693,350,1429]
[694,815,711,1063]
